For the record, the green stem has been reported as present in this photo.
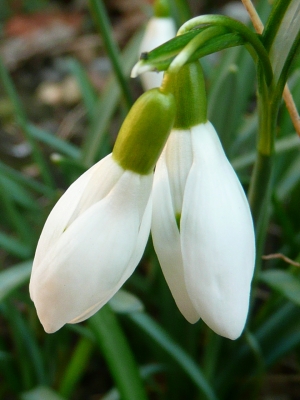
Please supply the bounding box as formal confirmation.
[177,15,273,86]
[88,0,133,110]
[169,0,192,26]
[89,306,148,400]
[168,26,226,74]
[248,63,278,268]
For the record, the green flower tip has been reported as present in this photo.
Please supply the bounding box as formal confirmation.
[113,88,176,175]
[166,61,208,129]
[154,0,171,18]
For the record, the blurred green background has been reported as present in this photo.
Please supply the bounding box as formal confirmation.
[1,0,300,399]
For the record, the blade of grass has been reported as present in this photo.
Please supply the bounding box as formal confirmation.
[0,160,53,197]
[170,0,191,26]
[88,0,133,109]
[0,233,31,259]
[0,57,55,188]
[67,59,98,125]
[58,337,93,399]
[28,124,80,160]
[89,305,148,400]
[81,29,144,166]
[232,133,300,170]
[129,312,218,400]
[0,261,32,303]
[0,176,32,243]
[1,301,44,389]
[0,174,39,210]
[101,364,165,400]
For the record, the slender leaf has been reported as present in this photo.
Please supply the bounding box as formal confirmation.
[260,269,300,306]
[89,306,148,400]
[81,29,144,166]
[129,312,218,400]
[0,261,32,303]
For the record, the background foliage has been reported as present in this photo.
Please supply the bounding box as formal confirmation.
[1,0,300,399]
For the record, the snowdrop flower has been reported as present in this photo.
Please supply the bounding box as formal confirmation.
[151,62,255,340]
[30,88,175,333]
[138,1,176,90]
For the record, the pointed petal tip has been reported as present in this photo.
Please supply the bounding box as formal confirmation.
[36,310,64,334]
[203,310,247,340]
[131,61,154,78]
[43,323,62,334]
[215,325,244,341]
[185,313,200,325]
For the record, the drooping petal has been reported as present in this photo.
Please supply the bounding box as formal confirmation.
[30,170,152,333]
[152,141,200,323]
[32,154,122,269]
[181,122,255,340]
[70,193,153,324]
[139,17,176,90]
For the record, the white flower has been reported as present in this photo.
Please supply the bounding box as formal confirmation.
[139,17,176,90]
[151,121,255,340]
[30,154,152,333]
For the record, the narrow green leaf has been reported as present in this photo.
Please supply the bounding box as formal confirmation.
[169,0,191,25]
[0,233,31,259]
[263,0,295,53]
[81,28,144,166]
[88,0,133,108]
[265,330,300,366]
[0,175,38,210]
[28,124,80,160]
[58,338,93,399]
[0,261,32,303]
[3,302,47,388]
[101,364,165,400]
[0,57,55,188]
[260,269,300,306]
[0,160,53,197]
[0,176,32,243]
[68,58,98,124]
[129,312,218,400]
[232,133,300,171]
[109,289,144,314]
[89,306,148,400]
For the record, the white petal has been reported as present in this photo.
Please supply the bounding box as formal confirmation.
[139,17,176,90]
[30,171,152,333]
[32,154,122,269]
[70,191,153,325]
[152,146,200,323]
[164,130,193,214]
[140,71,165,92]
[181,122,255,340]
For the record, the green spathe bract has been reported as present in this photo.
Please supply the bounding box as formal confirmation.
[113,88,175,175]
[167,61,207,129]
